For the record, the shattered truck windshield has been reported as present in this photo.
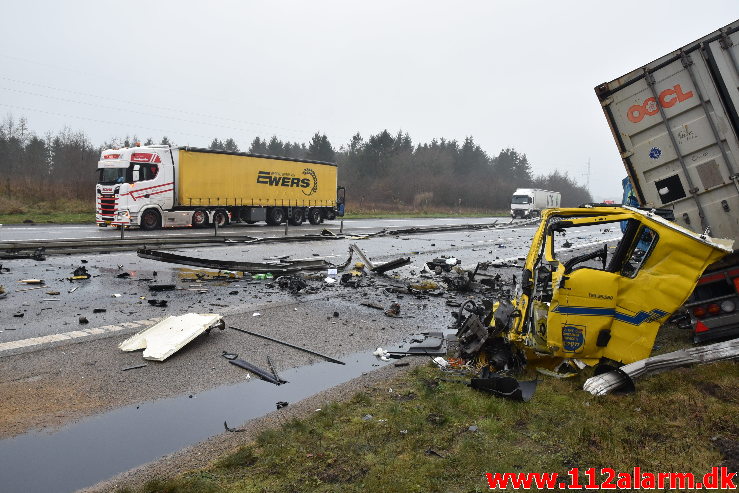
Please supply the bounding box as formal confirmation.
[511,195,531,204]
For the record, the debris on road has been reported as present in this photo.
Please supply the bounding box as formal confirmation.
[70,266,91,280]
[138,248,336,274]
[79,316,89,324]
[583,337,739,395]
[148,284,176,292]
[119,313,225,361]
[0,247,46,261]
[384,302,401,318]
[19,279,44,285]
[388,332,448,357]
[373,347,390,361]
[228,358,286,385]
[221,351,238,360]
[147,299,168,307]
[230,326,345,365]
[121,363,148,372]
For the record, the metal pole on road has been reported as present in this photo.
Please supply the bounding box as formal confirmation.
[340,219,343,234]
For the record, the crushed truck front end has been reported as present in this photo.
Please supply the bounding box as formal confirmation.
[503,206,732,369]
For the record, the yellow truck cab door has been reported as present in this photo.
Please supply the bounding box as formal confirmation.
[544,215,633,365]
[540,210,728,366]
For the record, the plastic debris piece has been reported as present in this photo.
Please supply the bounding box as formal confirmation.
[432,356,448,368]
[119,313,224,361]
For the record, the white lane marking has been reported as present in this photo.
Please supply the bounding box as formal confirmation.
[0,318,163,355]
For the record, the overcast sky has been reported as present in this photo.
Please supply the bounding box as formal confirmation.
[2,1,738,199]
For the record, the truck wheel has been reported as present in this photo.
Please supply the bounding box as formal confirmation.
[308,208,322,225]
[266,207,285,225]
[140,209,161,230]
[192,209,209,228]
[213,209,229,227]
[289,208,304,226]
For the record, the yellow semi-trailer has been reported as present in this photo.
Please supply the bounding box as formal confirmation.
[95,146,345,230]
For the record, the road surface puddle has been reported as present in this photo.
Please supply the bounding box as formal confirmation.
[0,349,393,493]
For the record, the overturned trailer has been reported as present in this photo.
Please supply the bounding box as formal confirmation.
[478,206,733,372]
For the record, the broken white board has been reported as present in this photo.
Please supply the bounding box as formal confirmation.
[119,313,223,361]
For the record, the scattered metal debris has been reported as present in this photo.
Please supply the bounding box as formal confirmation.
[119,313,225,361]
[266,355,284,383]
[388,332,448,357]
[138,248,336,274]
[147,299,168,307]
[70,266,91,280]
[224,421,245,433]
[148,284,175,292]
[229,358,286,385]
[230,326,345,365]
[121,363,148,372]
[19,279,44,285]
[385,302,401,318]
[221,351,238,360]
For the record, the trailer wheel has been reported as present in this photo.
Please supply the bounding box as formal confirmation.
[213,209,229,227]
[289,208,304,226]
[192,209,209,228]
[266,207,285,225]
[308,208,322,225]
[140,209,161,230]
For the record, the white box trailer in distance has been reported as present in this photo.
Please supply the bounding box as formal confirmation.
[510,188,561,218]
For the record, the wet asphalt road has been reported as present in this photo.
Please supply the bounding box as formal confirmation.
[0,216,504,242]
[0,218,622,344]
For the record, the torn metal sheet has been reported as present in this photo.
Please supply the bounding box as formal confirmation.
[389,332,448,356]
[349,244,375,271]
[583,337,739,395]
[119,313,224,361]
[372,257,412,274]
[137,248,334,274]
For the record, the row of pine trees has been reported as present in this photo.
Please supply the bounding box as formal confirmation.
[0,115,591,212]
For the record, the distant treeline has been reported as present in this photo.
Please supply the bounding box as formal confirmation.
[0,115,591,213]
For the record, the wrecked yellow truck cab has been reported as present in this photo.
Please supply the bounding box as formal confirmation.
[506,206,733,368]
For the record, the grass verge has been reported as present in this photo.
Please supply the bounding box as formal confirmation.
[119,357,739,493]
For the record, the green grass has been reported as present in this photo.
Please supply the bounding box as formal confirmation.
[0,212,95,224]
[119,353,739,493]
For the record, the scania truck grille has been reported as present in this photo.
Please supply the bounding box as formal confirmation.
[97,194,118,221]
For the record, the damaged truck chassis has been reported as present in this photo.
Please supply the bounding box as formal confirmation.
[459,206,732,375]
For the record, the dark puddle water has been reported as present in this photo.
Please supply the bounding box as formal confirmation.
[0,350,394,493]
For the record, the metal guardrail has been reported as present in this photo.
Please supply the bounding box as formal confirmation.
[0,218,537,257]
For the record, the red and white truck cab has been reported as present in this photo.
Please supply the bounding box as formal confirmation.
[96,145,176,229]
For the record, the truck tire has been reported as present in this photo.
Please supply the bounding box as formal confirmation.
[192,209,209,228]
[140,209,161,230]
[308,207,322,225]
[213,209,229,227]
[266,207,285,225]
[289,208,304,226]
